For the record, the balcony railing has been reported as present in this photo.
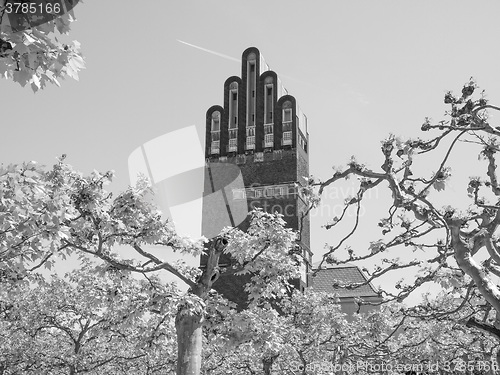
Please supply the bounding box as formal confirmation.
[211,141,220,154]
[282,121,292,132]
[228,139,237,152]
[246,136,255,150]
[282,131,292,145]
[264,134,274,148]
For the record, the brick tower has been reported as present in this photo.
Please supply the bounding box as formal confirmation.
[201,47,312,306]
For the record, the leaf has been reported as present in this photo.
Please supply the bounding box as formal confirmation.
[369,239,385,254]
[432,180,445,191]
[31,74,41,92]
[466,185,475,196]
[13,42,29,54]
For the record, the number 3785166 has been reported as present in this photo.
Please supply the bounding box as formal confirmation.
[4,2,62,14]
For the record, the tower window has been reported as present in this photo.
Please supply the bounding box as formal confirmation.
[298,135,307,152]
[210,111,221,154]
[232,188,246,200]
[247,61,256,126]
[264,84,273,124]
[229,85,238,129]
[246,126,256,150]
[283,108,292,123]
[275,187,284,196]
[212,119,220,132]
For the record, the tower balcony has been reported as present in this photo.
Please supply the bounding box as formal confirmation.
[227,138,238,152]
[246,136,255,150]
[210,141,220,154]
[282,131,292,146]
[263,134,274,148]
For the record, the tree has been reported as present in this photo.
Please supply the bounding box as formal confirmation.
[306,79,500,346]
[202,287,499,375]
[0,0,84,91]
[0,158,300,375]
[202,289,350,375]
[392,293,499,375]
[0,261,179,374]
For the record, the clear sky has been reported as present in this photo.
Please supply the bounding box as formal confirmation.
[2,1,500,297]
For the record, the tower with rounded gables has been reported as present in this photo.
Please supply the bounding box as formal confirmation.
[201,47,312,306]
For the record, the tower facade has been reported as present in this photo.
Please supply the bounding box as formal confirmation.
[201,47,312,305]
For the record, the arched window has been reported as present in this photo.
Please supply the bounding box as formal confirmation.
[264,76,274,125]
[228,82,238,152]
[246,53,256,126]
[282,101,293,146]
[210,111,221,154]
[228,82,238,129]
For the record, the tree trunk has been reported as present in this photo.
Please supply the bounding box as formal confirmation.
[263,355,278,375]
[263,358,273,375]
[174,237,226,375]
[175,309,204,375]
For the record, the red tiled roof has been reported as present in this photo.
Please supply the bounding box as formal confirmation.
[310,265,380,298]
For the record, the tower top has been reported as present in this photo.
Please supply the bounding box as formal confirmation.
[205,47,308,158]
[239,47,308,137]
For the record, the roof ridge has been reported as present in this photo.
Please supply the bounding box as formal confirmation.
[310,265,381,298]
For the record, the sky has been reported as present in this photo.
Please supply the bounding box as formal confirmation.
[2,0,500,298]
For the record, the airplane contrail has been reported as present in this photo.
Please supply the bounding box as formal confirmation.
[177,39,327,95]
[177,40,240,63]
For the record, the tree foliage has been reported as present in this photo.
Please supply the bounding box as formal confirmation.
[0,262,178,374]
[0,158,300,375]
[0,1,84,91]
